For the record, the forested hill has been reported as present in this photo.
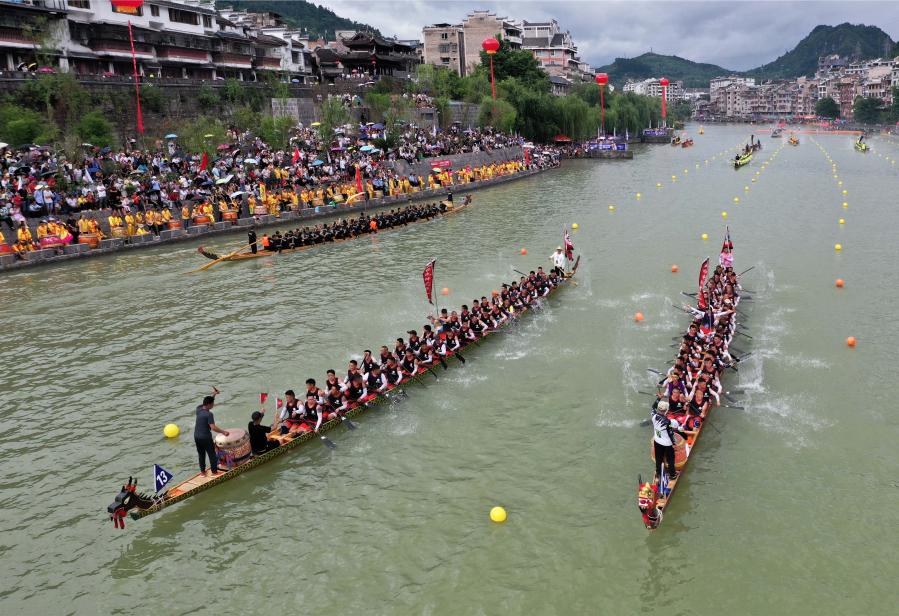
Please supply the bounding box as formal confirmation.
[220,1,381,39]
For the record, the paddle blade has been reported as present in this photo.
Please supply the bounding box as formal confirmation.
[320,435,337,449]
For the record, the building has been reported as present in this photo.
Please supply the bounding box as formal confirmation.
[421,23,465,75]
[459,10,521,76]
[520,19,592,85]
[333,32,417,79]
[623,78,684,100]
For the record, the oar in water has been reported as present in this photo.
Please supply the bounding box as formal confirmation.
[647,368,662,376]
[336,410,358,430]
[189,241,255,273]
[513,268,529,278]
[318,433,337,449]
[737,266,755,277]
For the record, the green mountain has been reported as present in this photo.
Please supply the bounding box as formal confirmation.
[595,52,733,88]
[219,1,380,39]
[746,23,894,79]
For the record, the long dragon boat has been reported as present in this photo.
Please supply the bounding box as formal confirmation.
[108,256,580,527]
[733,152,753,168]
[636,237,740,530]
[198,195,473,265]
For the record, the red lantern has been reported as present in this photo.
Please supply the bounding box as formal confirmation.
[595,73,608,135]
[482,38,500,101]
[659,77,669,124]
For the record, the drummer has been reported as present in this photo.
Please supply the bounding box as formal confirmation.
[248,411,277,455]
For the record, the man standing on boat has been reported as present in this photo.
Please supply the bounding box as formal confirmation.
[651,398,680,484]
[194,390,230,476]
[550,247,566,277]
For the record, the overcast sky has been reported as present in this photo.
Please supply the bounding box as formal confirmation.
[314,0,899,70]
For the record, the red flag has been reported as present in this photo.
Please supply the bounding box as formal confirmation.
[563,229,574,261]
[355,165,363,194]
[276,398,284,408]
[260,392,268,405]
[199,151,208,172]
[697,258,710,309]
[292,147,300,165]
[524,148,531,165]
[422,259,436,305]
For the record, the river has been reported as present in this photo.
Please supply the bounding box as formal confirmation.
[1,125,897,614]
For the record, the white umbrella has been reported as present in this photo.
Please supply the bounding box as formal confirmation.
[0,142,7,148]
[229,191,246,198]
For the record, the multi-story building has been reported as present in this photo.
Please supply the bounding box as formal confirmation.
[520,19,592,84]
[421,23,465,75]
[459,10,521,76]
[623,78,684,100]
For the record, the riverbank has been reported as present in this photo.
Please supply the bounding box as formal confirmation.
[0,163,555,273]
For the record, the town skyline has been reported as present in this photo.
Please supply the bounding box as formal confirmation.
[315,0,899,70]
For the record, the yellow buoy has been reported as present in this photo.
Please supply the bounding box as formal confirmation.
[572,223,579,230]
[657,182,662,188]
[842,202,848,209]
[490,506,507,523]
[608,205,615,212]
[636,193,641,199]
[671,175,677,181]
[163,423,180,438]
[837,181,842,186]
[733,197,740,203]
[842,189,848,195]
[701,233,709,240]
[834,243,842,251]
[744,186,749,191]
[839,218,845,225]
[722,211,728,218]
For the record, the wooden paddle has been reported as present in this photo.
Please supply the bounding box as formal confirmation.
[189,241,256,273]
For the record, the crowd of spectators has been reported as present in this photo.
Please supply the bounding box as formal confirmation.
[0,122,557,256]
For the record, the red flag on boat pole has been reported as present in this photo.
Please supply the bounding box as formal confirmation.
[260,392,268,405]
[422,259,436,305]
[199,151,208,172]
[697,258,710,309]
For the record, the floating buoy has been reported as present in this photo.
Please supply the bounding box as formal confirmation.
[842,189,848,195]
[837,181,842,186]
[733,197,739,203]
[656,182,663,188]
[834,243,842,251]
[520,248,527,255]
[671,175,677,181]
[751,178,757,183]
[634,312,645,322]
[722,211,728,218]
[163,423,180,438]
[572,223,579,230]
[701,233,709,240]
[835,278,845,288]
[839,218,845,225]
[608,205,615,212]
[636,193,641,199]
[744,185,749,191]
[846,336,857,348]
[490,506,507,523]
[441,287,450,296]
[842,202,848,209]
[671,264,679,273]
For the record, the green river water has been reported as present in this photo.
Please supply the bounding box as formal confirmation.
[1,125,897,615]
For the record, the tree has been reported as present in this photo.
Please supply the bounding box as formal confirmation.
[364,92,391,121]
[891,87,899,123]
[816,96,840,118]
[316,97,349,147]
[260,115,294,150]
[852,96,882,124]
[477,37,550,93]
[0,104,56,145]
[75,111,113,146]
[197,85,219,110]
[477,97,517,133]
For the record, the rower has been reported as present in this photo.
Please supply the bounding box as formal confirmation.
[323,369,342,394]
[400,349,418,377]
[344,373,367,406]
[360,350,377,374]
[366,365,388,394]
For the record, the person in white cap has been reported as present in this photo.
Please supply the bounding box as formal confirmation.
[651,397,681,484]
[549,246,566,276]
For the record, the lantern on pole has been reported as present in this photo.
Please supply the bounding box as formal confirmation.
[111,0,145,134]
[659,77,669,126]
[482,38,500,100]
[595,73,608,136]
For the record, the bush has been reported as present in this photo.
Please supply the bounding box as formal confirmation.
[197,85,219,110]
[139,84,165,113]
[0,104,57,145]
[231,106,262,132]
[75,110,114,146]
[478,97,517,133]
[259,115,294,150]
[222,79,243,104]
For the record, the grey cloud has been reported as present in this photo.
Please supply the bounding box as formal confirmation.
[317,1,899,70]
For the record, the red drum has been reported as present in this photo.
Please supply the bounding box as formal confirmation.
[39,237,64,249]
[253,205,267,216]
[0,243,12,254]
[79,233,100,249]
[167,220,183,230]
[193,215,212,225]
[222,211,238,222]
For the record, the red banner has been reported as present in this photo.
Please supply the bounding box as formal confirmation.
[292,147,300,165]
[199,151,208,172]
[431,159,452,169]
[697,258,710,309]
[355,165,363,194]
[422,260,436,305]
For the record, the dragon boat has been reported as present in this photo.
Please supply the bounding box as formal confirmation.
[733,152,753,168]
[197,195,473,265]
[854,140,868,152]
[680,138,694,148]
[636,238,740,531]
[108,256,580,527]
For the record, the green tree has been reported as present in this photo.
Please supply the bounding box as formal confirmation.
[231,106,262,132]
[140,84,165,113]
[75,110,113,146]
[180,116,228,153]
[197,85,219,110]
[0,104,57,145]
[852,96,882,124]
[316,97,350,147]
[364,91,391,121]
[260,115,295,150]
[478,37,550,93]
[816,96,840,118]
[477,97,517,133]
[222,79,243,104]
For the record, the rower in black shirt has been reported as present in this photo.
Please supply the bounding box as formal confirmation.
[366,365,388,394]
[248,411,277,455]
[360,350,377,374]
[383,357,401,385]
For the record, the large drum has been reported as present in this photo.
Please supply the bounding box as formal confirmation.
[167,220,183,230]
[214,428,252,469]
[79,233,100,249]
[649,433,689,471]
[374,190,384,199]
[0,242,12,254]
[253,205,267,216]
[110,227,126,238]
[193,215,212,225]
[222,211,238,223]
[39,237,64,249]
